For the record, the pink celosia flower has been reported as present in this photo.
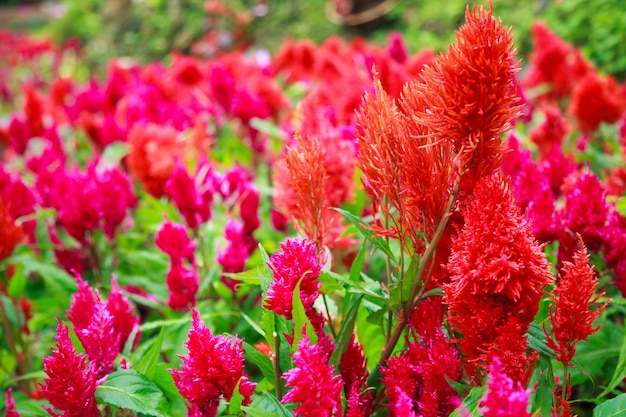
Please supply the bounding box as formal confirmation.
[479,356,531,417]
[4,388,19,417]
[283,332,343,417]
[444,174,553,384]
[217,219,250,291]
[165,161,213,229]
[67,275,139,377]
[547,240,609,363]
[264,238,326,319]
[171,310,256,417]
[155,220,196,265]
[41,319,100,417]
[166,263,200,311]
[529,106,570,160]
[559,171,609,252]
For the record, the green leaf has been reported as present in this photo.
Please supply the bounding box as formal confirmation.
[349,241,367,283]
[7,263,26,299]
[243,341,275,382]
[291,279,317,351]
[11,254,76,295]
[528,321,556,358]
[532,354,555,417]
[329,295,363,366]
[134,327,164,380]
[598,318,626,398]
[240,406,281,417]
[96,369,171,417]
[334,208,397,263]
[241,312,265,336]
[450,386,487,417]
[593,394,626,417]
[229,378,244,415]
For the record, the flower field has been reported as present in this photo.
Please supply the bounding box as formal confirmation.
[2,3,626,416]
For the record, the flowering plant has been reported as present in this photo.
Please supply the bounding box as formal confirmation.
[1,3,626,417]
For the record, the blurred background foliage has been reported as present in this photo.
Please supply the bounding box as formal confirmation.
[1,0,625,79]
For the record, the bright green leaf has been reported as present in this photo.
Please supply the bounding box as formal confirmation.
[334,208,397,263]
[532,354,555,417]
[96,369,171,417]
[134,327,164,380]
[329,295,363,366]
[593,394,626,417]
[243,341,275,382]
[229,378,244,415]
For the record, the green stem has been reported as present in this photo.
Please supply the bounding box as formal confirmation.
[272,330,283,401]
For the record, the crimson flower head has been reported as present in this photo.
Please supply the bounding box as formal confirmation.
[155,220,196,265]
[264,238,326,319]
[171,309,256,417]
[0,196,24,262]
[445,174,553,383]
[41,319,100,417]
[166,263,200,311]
[165,161,213,229]
[283,332,343,417]
[568,71,626,133]
[414,3,521,178]
[547,239,609,363]
[4,388,19,417]
[479,356,531,417]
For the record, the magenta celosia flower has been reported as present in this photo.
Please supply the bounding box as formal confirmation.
[479,356,531,417]
[106,277,141,351]
[264,238,326,319]
[283,332,343,417]
[165,161,212,229]
[67,274,139,377]
[339,337,372,417]
[41,319,100,417]
[171,309,256,417]
[166,263,200,311]
[4,388,19,417]
[217,219,250,291]
[559,171,609,252]
[155,220,196,266]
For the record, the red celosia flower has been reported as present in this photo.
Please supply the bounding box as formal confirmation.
[568,72,626,133]
[41,319,100,417]
[264,238,325,320]
[524,21,594,100]
[546,240,609,363]
[444,174,553,383]
[171,309,256,417]
[383,300,462,417]
[127,123,185,198]
[217,219,252,291]
[283,332,343,417]
[0,196,24,262]
[155,220,196,266]
[413,4,521,179]
[479,356,531,417]
[166,263,200,311]
[165,161,213,229]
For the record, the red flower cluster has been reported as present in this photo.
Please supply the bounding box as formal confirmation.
[546,240,609,363]
[171,309,256,417]
[568,72,626,133]
[445,174,553,384]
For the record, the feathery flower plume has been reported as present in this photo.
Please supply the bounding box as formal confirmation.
[165,161,213,229]
[264,238,326,319]
[171,310,256,417]
[283,332,343,417]
[166,263,200,311]
[413,3,521,179]
[4,388,19,417]
[479,356,531,417]
[547,239,609,364]
[155,220,196,266]
[444,174,553,383]
[41,320,100,417]
[339,337,372,417]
